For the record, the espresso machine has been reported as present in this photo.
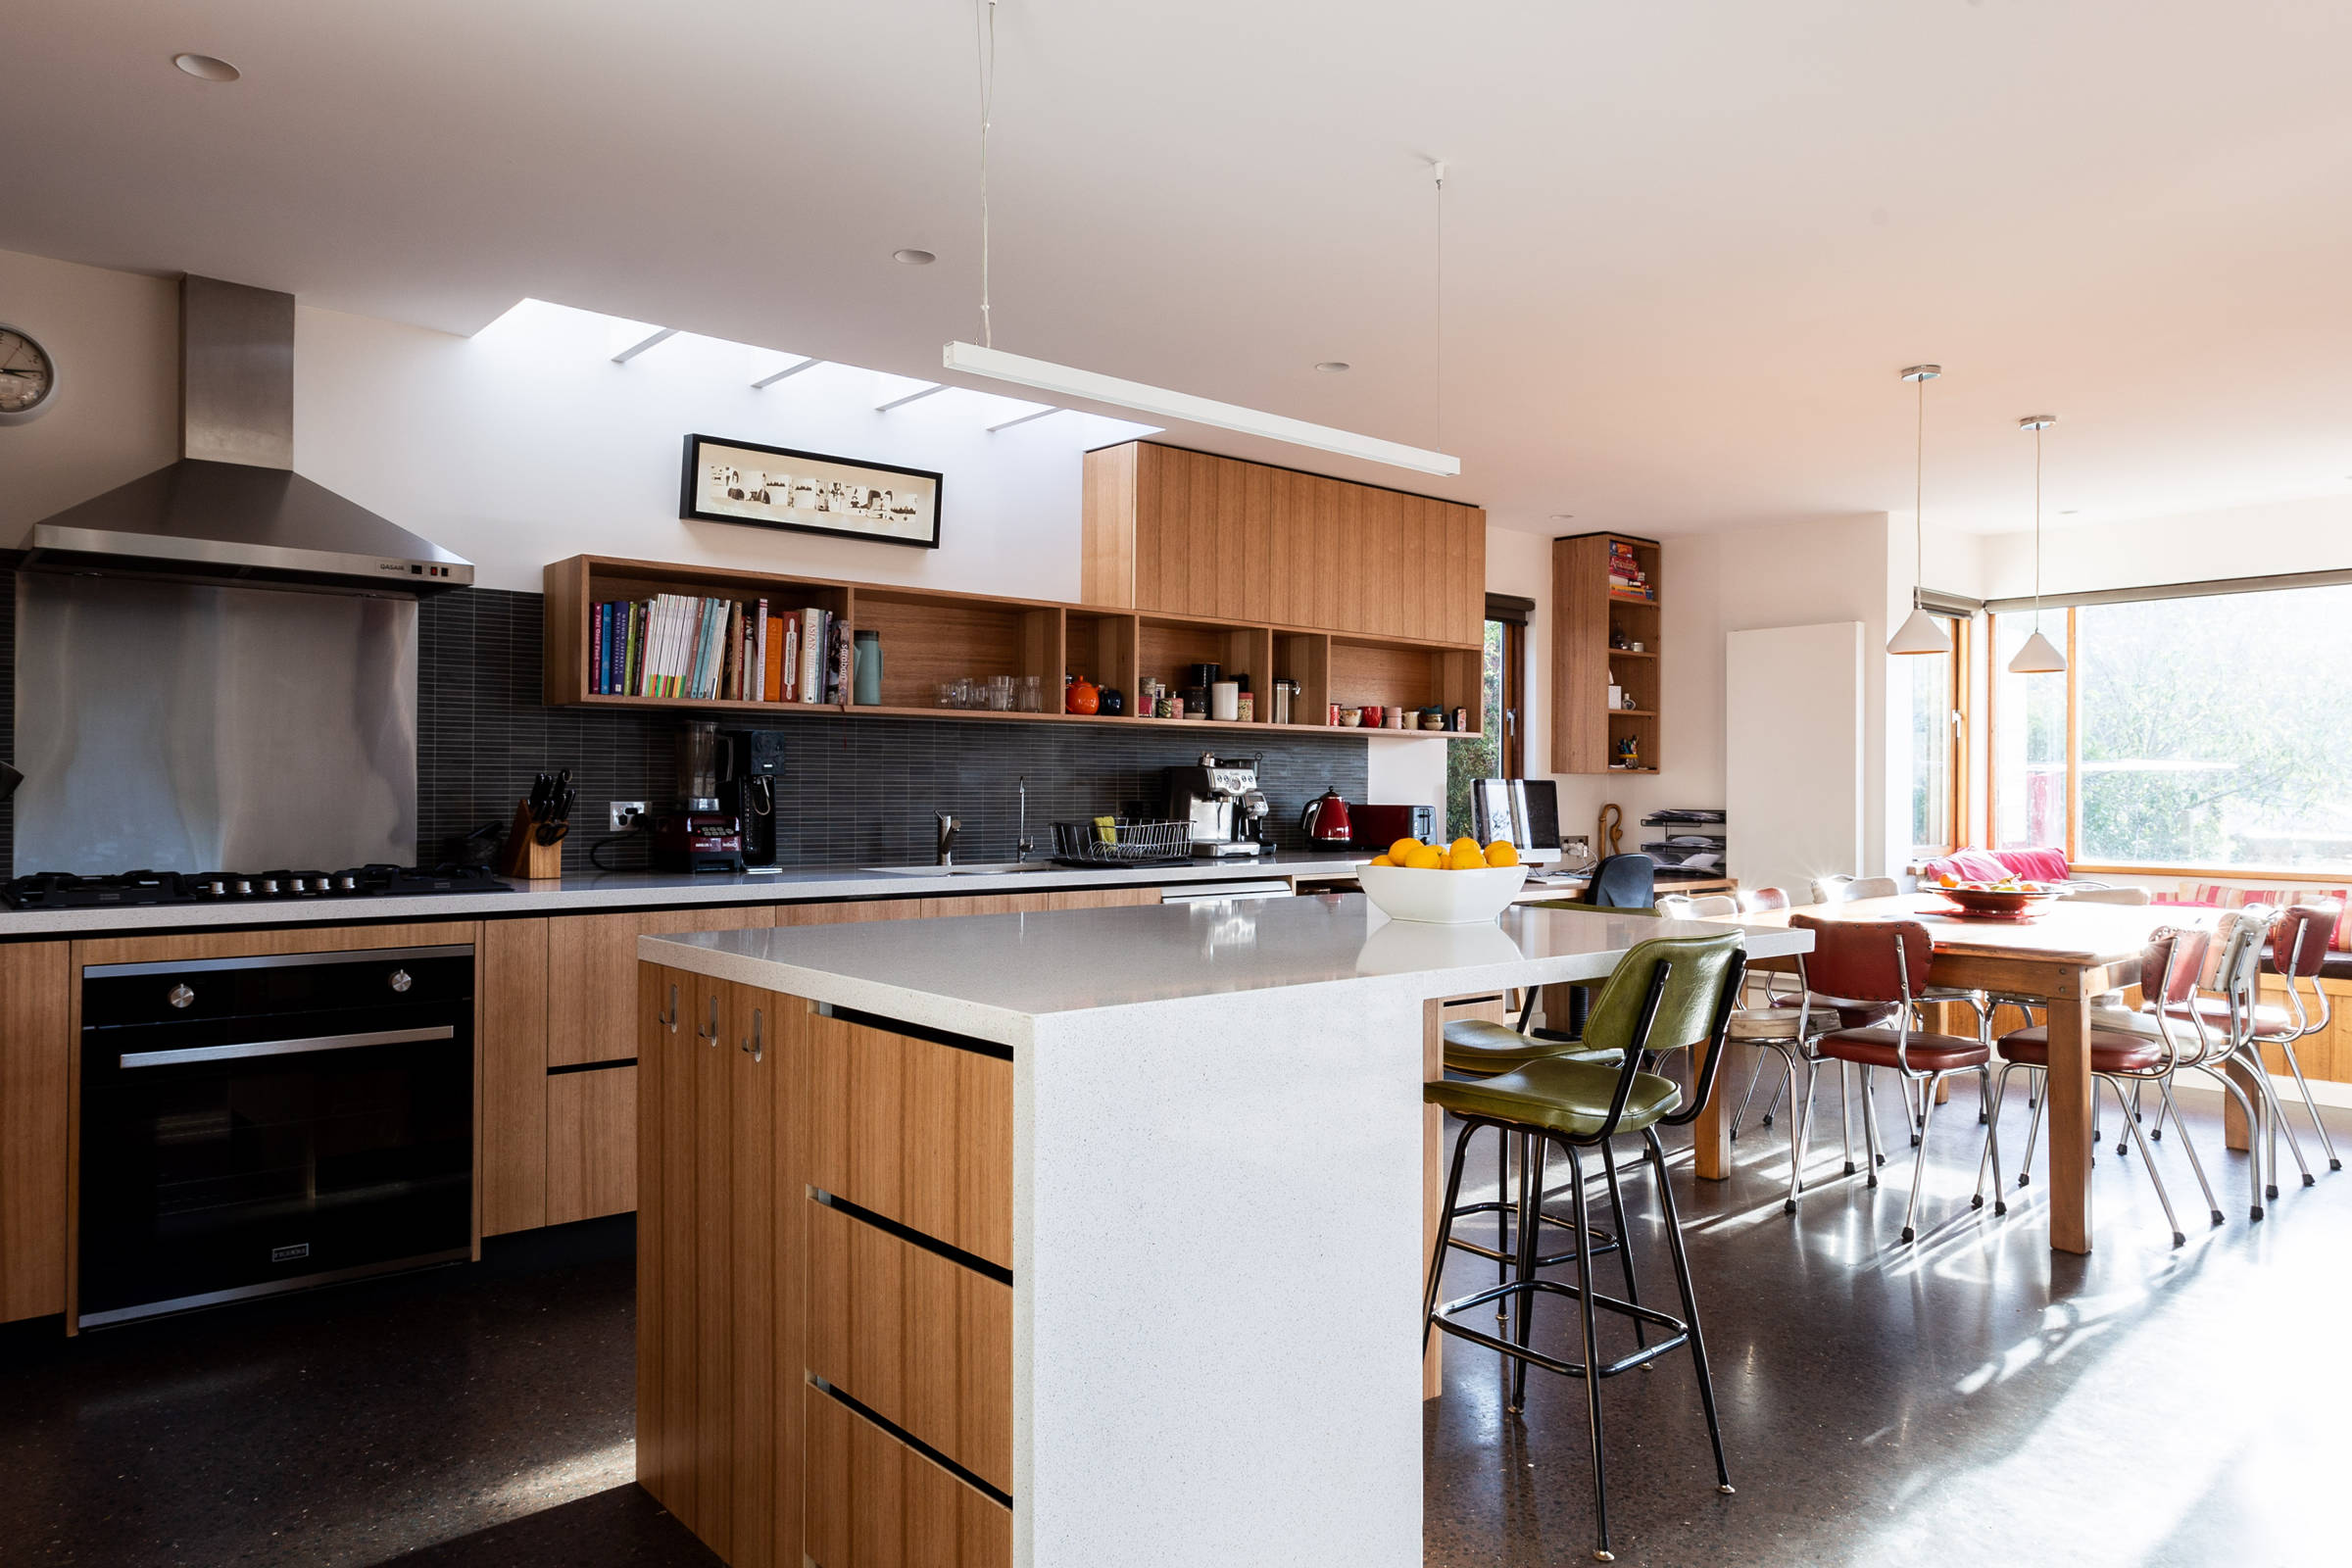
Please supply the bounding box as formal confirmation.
[651,720,746,872]
[717,727,788,867]
[1163,753,1272,857]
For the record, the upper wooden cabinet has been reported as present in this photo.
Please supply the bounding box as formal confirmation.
[1549,532,1662,775]
[1083,443,1486,647]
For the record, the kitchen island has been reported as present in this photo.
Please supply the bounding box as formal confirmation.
[635,893,1809,1568]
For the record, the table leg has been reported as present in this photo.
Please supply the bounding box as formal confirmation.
[1692,1033,1746,1181]
[1421,998,1445,1399]
[2045,982,2094,1254]
[2222,1052,2267,1152]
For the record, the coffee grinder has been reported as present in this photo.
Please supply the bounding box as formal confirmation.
[651,720,746,872]
[717,727,788,867]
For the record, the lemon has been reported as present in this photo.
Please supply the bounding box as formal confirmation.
[1484,840,1520,867]
[1446,841,1488,871]
[1404,844,1445,870]
[1388,837,1423,864]
[1369,854,1395,866]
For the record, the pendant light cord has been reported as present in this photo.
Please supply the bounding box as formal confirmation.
[2033,423,2044,629]
[1913,371,1926,612]
[975,0,998,349]
[1434,160,1446,452]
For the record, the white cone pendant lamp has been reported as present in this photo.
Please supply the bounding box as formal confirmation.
[1888,365,1951,656]
[2007,415,2068,674]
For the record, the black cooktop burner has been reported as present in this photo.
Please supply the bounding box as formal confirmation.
[2,863,515,910]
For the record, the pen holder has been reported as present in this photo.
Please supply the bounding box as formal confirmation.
[498,798,565,880]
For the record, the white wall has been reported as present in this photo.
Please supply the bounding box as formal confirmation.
[0,249,178,538]
[1978,494,2352,601]
[1537,514,1904,878]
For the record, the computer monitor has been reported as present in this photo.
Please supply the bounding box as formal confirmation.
[1471,778,1563,863]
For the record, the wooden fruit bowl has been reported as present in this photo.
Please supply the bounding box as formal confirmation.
[1936,883,2059,919]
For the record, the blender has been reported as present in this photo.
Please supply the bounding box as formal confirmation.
[651,720,746,872]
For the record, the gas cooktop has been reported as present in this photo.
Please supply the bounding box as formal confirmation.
[2,863,514,910]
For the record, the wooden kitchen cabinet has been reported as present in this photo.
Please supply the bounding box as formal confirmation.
[639,967,1013,1566]
[480,917,552,1236]
[1551,531,1662,775]
[547,906,775,1066]
[1,941,72,1323]
[546,1064,637,1226]
[1083,441,1486,646]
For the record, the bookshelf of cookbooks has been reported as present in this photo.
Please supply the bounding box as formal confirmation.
[1549,532,1661,774]
[541,555,1483,740]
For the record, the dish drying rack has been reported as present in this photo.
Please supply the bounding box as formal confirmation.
[1051,819,1195,867]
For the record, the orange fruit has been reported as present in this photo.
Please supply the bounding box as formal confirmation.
[1485,840,1520,867]
[1369,854,1394,866]
[1388,837,1423,864]
[1404,844,1445,870]
[1446,841,1488,871]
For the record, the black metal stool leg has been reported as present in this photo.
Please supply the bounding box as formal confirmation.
[1507,1135,1547,1413]
[1598,1137,1647,1354]
[1494,1126,1512,1321]
[1424,1120,1477,1356]
[1562,1139,1614,1561]
[1644,1127,1735,1497]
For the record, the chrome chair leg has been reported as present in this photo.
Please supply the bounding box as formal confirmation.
[2108,1076,2139,1159]
[1973,1062,2014,1216]
[1900,1073,1938,1244]
[1728,1053,1771,1141]
[2158,1078,2226,1227]
[2184,1063,2267,1220]
[1562,1142,1614,1560]
[2276,1038,2342,1173]
[1786,1051,1818,1214]
[1859,1066,1886,1185]
[1837,1061,1857,1176]
[1494,1128,1513,1321]
[2117,1076,2186,1247]
[2017,1067,2048,1188]
[2241,1049,2312,1197]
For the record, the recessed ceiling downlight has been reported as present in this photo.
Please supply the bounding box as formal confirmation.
[172,53,241,81]
[893,248,937,266]
[1313,361,1350,373]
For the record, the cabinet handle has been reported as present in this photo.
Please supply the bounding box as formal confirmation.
[699,994,721,1046]
[658,982,679,1033]
[741,1007,764,1063]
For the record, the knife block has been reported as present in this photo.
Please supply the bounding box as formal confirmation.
[498,799,566,880]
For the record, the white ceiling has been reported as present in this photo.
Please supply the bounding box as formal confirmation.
[8,0,2352,536]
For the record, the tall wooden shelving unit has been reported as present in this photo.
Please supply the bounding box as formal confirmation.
[1550,532,1662,774]
[543,556,1481,740]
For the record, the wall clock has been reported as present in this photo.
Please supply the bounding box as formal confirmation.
[0,322,60,424]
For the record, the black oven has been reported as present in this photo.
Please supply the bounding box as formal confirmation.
[78,945,475,1327]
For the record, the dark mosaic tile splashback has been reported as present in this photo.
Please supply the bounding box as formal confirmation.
[420,588,1369,874]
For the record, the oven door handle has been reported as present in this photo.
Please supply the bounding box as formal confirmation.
[117,1024,458,1070]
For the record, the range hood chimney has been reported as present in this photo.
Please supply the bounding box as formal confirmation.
[21,275,471,595]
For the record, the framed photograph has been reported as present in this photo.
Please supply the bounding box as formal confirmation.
[680,433,943,549]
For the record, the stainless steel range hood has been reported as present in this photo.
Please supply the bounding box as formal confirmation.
[20,275,471,595]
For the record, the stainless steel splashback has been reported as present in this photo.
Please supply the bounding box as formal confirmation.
[12,574,416,874]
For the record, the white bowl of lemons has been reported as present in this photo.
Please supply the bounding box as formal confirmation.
[1357,836,1529,924]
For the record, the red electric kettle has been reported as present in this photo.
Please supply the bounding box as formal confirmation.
[1299,789,1353,846]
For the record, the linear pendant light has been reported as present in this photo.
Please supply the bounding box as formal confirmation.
[2008,414,2067,673]
[939,1,1460,479]
[1888,364,1952,656]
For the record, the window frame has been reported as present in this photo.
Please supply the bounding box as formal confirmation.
[1906,612,1969,858]
[1986,599,2352,883]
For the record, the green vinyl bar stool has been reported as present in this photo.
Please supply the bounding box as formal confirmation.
[1423,932,1746,1563]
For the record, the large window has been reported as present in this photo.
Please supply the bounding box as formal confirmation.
[1446,600,1529,838]
[1990,581,2352,871]
[1904,613,1966,854]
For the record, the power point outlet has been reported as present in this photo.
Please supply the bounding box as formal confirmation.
[609,801,648,831]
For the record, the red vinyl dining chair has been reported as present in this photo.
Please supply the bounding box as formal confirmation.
[1788,914,1992,1243]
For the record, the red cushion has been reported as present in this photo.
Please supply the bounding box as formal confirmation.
[1996,848,2074,883]
[1997,1025,2165,1073]
[1816,1029,1991,1071]
[1930,849,2014,882]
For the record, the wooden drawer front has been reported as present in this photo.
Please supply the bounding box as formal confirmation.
[548,906,775,1065]
[805,1386,1011,1568]
[808,1200,1011,1493]
[808,1015,1012,1270]
[547,1064,637,1225]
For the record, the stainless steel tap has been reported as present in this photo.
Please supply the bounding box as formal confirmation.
[1015,776,1034,864]
[936,810,959,867]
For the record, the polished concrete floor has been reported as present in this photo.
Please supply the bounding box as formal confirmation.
[3,1084,2345,1566]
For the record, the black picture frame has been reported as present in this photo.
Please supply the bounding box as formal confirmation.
[679,432,944,550]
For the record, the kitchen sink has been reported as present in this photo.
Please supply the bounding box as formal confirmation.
[859,861,1070,876]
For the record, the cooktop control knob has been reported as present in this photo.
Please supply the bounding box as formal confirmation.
[167,983,195,1009]
[388,968,413,993]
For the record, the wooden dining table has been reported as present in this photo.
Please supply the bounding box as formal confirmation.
[1704,893,2213,1254]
